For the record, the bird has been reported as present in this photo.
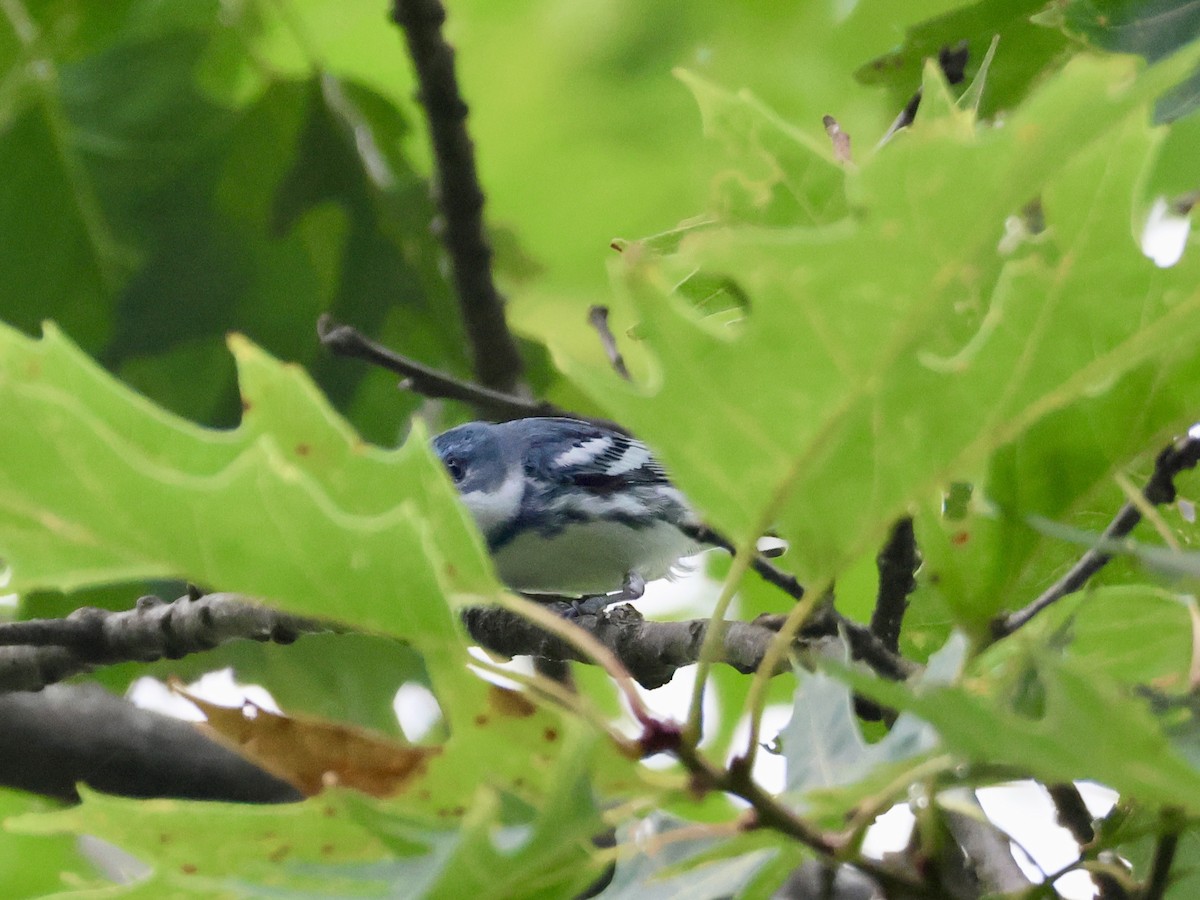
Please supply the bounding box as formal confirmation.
[432,417,702,608]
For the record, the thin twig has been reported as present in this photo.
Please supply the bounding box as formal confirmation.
[671,741,925,896]
[1143,808,1183,900]
[318,315,553,421]
[391,0,524,394]
[681,523,807,601]
[739,586,824,770]
[993,434,1200,640]
[587,305,632,381]
[317,316,635,433]
[871,516,918,654]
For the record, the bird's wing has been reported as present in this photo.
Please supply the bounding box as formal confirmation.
[522,419,670,491]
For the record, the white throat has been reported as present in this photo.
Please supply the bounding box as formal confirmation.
[461,469,525,538]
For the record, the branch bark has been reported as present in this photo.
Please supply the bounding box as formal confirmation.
[0,592,326,693]
[1143,808,1184,900]
[318,315,557,421]
[942,799,1033,896]
[463,603,916,689]
[871,516,918,654]
[0,683,299,803]
[318,316,633,433]
[1046,782,1095,846]
[464,603,789,689]
[391,0,524,395]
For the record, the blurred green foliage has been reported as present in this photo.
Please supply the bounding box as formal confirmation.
[0,0,1198,896]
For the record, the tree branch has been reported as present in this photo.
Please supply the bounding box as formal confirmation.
[0,683,301,803]
[1143,808,1183,900]
[1045,782,1133,900]
[317,316,636,436]
[0,592,327,693]
[941,796,1033,895]
[670,740,924,897]
[463,602,917,689]
[992,434,1200,640]
[1046,782,1095,846]
[391,0,524,395]
[464,604,789,690]
[871,516,918,654]
[318,315,558,421]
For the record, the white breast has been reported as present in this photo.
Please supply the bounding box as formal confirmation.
[492,519,699,597]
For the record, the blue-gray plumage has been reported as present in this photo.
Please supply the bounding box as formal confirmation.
[432,417,700,598]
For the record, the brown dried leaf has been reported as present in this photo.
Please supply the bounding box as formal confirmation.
[174,684,441,798]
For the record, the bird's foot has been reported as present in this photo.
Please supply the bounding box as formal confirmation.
[545,573,646,619]
[618,571,646,601]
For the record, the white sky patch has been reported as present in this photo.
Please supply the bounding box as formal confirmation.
[553,436,613,468]
[863,805,916,857]
[467,645,535,691]
[976,782,1117,898]
[393,683,442,742]
[637,558,721,617]
[634,664,721,769]
[127,668,281,721]
[727,704,792,793]
[1142,197,1191,268]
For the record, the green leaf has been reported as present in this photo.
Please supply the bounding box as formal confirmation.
[600,813,782,900]
[1061,0,1200,63]
[1,5,469,439]
[857,0,1071,119]
[776,635,965,823]
[0,324,636,822]
[0,106,126,353]
[564,52,1200,604]
[12,728,609,899]
[674,70,847,227]
[0,790,101,897]
[0,323,487,626]
[346,727,609,900]
[842,651,1200,813]
[13,788,398,897]
[111,632,429,738]
[1059,587,1196,689]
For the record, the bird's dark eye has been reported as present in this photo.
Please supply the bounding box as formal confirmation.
[445,458,465,483]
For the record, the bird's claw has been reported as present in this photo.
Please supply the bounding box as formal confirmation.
[547,572,646,619]
[619,571,646,601]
